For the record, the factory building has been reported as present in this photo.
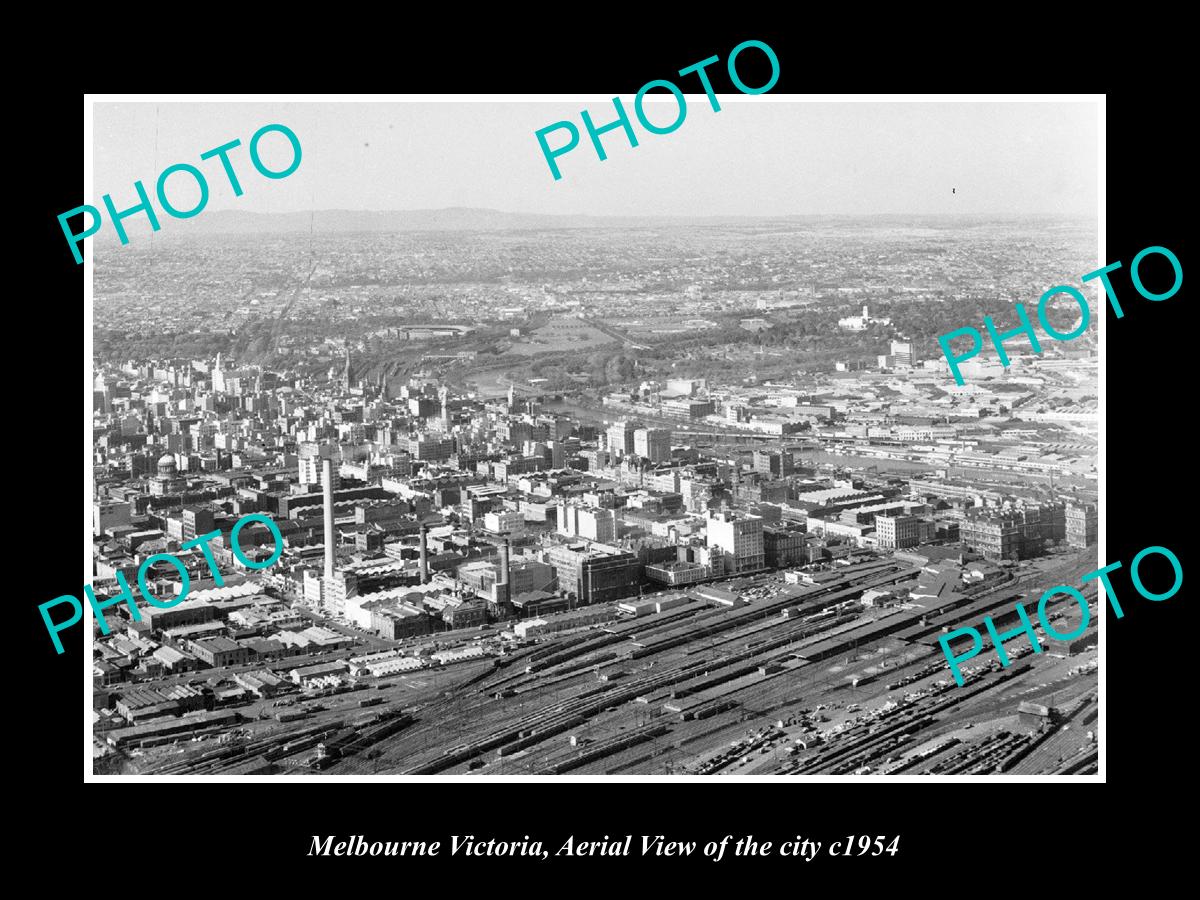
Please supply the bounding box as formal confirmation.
[546,543,642,606]
[514,605,619,639]
[139,600,218,632]
[190,636,251,668]
[372,603,432,640]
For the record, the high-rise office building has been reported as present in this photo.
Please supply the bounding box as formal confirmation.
[93,500,132,537]
[1066,503,1098,549]
[633,427,672,463]
[484,509,525,535]
[606,421,636,459]
[875,514,921,550]
[409,435,456,462]
[546,543,641,606]
[558,503,617,544]
[890,340,914,367]
[753,449,794,478]
[323,571,359,618]
[763,523,806,567]
[299,442,341,490]
[408,397,437,418]
[706,511,765,574]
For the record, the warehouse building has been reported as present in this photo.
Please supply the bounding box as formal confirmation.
[191,636,251,668]
[140,599,218,632]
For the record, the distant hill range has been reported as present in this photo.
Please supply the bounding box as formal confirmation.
[107,207,711,239]
[220,207,644,233]
[95,207,1069,243]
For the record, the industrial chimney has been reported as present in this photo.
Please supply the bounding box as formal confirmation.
[322,456,335,581]
[419,523,430,584]
[495,536,511,605]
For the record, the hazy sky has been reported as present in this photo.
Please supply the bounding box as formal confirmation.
[93,100,1099,218]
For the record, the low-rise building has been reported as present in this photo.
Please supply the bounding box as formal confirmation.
[514,605,619,639]
[289,661,347,688]
[152,645,200,674]
[191,636,251,668]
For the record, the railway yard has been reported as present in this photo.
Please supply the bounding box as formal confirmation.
[112,552,1100,777]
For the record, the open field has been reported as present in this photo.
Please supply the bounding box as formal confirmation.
[507,316,621,356]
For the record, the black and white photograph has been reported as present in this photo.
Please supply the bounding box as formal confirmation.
[82,96,1106,779]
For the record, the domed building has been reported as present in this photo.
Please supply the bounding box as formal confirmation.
[149,451,186,496]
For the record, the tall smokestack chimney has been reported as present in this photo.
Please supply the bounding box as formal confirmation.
[323,456,335,581]
[496,537,510,605]
[419,523,429,584]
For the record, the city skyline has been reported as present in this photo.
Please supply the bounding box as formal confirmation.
[89,216,1100,777]
[88,100,1100,778]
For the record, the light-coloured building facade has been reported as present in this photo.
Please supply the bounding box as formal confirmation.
[706,511,765,574]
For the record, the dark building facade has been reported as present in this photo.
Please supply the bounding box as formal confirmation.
[960,502,1065,560]
[764,523,807,568]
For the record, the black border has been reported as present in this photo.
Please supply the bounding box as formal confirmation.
[21,20,1189,885]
